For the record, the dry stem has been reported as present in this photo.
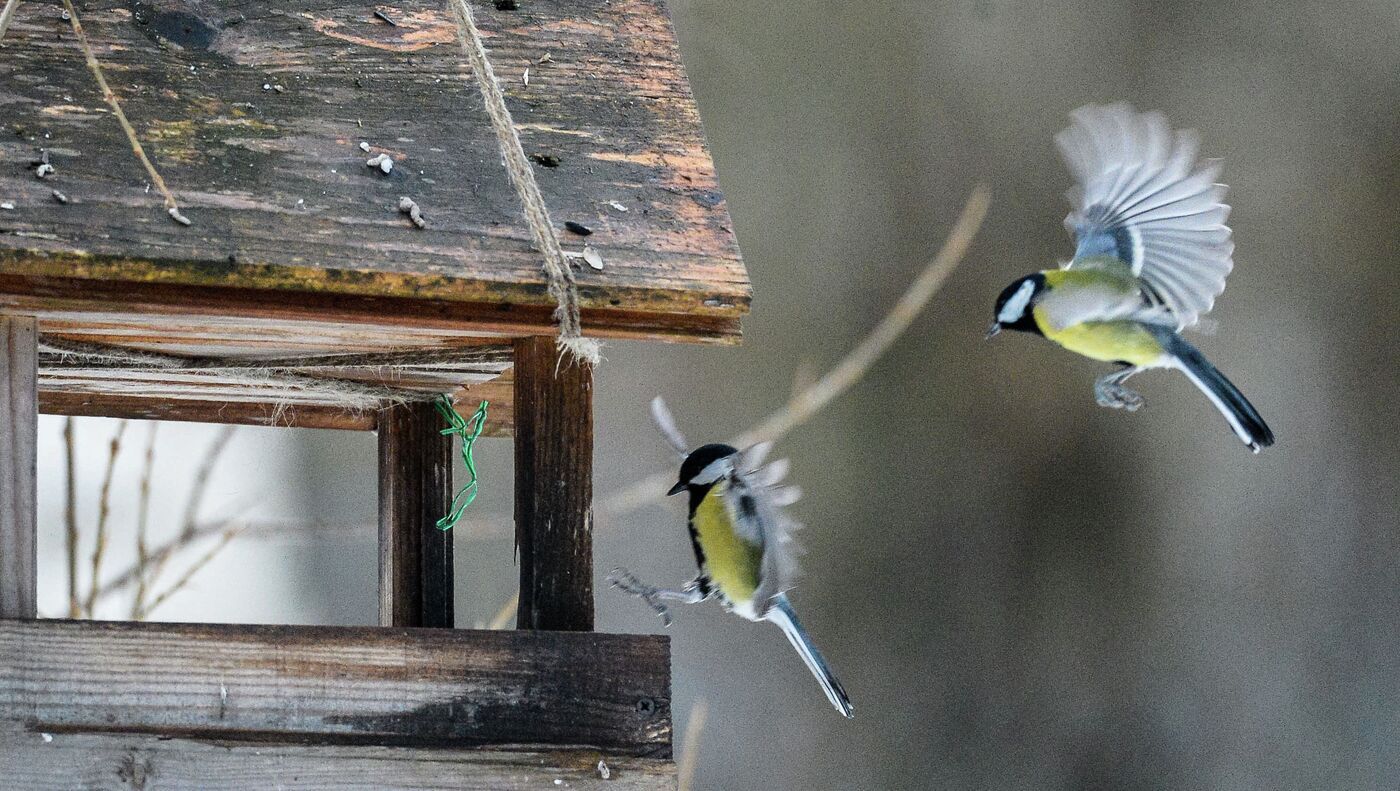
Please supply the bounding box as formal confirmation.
[58,0,188,224]
[0,0,20,45]
[139,526,241,618]
[83,420,128,617]
[129,423,158,618]
[488,592,519,630]
[63,417,79,618]
[599,185,990,517]
[677,698,709,791]
[137,425,236,594]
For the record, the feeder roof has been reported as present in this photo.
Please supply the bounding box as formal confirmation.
[0,0,750,350]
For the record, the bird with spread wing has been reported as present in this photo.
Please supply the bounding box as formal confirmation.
[987,103,1274,452]
[608,397,854,718]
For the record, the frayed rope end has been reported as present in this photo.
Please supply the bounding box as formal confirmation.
[557,335,603,367]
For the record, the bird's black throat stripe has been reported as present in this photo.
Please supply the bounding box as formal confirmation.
[685,482,716,596]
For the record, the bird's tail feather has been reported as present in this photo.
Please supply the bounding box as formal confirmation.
[1159,330,1274,452]
[766,595,854,718]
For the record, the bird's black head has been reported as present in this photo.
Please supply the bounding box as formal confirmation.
[988,273,1047,338]
[669,443,738,496]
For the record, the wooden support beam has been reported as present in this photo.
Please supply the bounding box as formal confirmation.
[378,402,454,628]
[38,380,515,434]
[0,316,37,620]
[0,620,673,755]
[514,338,594,632]
[0,729,677,791]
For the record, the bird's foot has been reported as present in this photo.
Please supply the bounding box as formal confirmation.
[606,567,674,627]
[1095,381,1145,411]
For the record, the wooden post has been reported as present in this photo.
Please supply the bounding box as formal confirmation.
[377,401,454,628]
[513,337,594,632]
[0,315,38,619]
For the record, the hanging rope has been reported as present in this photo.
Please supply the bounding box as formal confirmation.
[446,0,601,367]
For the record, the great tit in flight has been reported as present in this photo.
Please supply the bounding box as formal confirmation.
[609,398,854,718]
[988,103,1274,452]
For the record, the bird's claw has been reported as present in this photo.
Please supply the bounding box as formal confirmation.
[1095,382,1144,411]
[606,567,674,627]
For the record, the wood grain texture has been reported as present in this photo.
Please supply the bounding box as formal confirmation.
[0,0,749,347]
[514,337,594,632]
[0,619,672,754]
[378,400,454,628]
[0,727,677,790]
[39,370,514,432]
[0,316,37,619]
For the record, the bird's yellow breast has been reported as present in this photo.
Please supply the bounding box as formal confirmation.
[693,484,763,605]
[1033,307,1167,367]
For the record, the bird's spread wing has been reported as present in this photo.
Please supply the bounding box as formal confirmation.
[725,443,804,610]
[1056,103,1234,329]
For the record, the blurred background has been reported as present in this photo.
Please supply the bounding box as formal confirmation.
[33,0,1400,788]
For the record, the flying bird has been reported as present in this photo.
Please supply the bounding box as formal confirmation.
[987,103,1274,452]
[609,398,854,717]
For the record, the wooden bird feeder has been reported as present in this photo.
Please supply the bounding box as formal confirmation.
[0,0,747,786]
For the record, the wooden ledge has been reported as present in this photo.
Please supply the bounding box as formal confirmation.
[0,729,677,790]
[0,619,671,756]
[0,728,677,789]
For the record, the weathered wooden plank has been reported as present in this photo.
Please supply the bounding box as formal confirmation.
[0,275,744,345]
[38,365,514,432]
[0,0,749,345]
[0,727,676,791]
[0,619,672,754]
[378,401,454,628]
[514,337,593,632]
[0,316,38,619]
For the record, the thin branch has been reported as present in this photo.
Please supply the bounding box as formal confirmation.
[129,423,158,619]
[0,0,21,46]
[83,420,128,617]
[63,417,79,618]
[92,517,364,603]
[139,526,241,619]
[598,185,991,517]
[677,698,709,791]
[138,425,237,594]
[58,0,189,225]
[488,592,518,630]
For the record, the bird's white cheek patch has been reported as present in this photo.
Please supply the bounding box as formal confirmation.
[999,280,1036,323]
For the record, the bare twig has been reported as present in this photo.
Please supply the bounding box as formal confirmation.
[487,592,518,630]
[83,420,128,617]
[0,0,21,46]
[677,698,709,791]
[598,185,991,517]
[129,423,158,618]
[138,425,237,594]
[58,0,190,225]
[139,526,241,618]
[92,517,366,604]
[63,417,79,618]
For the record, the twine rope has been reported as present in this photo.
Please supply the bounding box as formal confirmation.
[446,0,600,366]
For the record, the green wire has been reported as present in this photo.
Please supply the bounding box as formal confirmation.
[434,395,489,531]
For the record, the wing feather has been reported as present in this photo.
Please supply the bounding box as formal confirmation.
[1057,103,1234,329]
[726,449,804,609]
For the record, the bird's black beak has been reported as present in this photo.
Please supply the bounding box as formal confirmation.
[667,480,687,496]
[985,321,1002,340]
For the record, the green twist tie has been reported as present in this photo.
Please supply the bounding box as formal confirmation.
[435,395,489,531]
